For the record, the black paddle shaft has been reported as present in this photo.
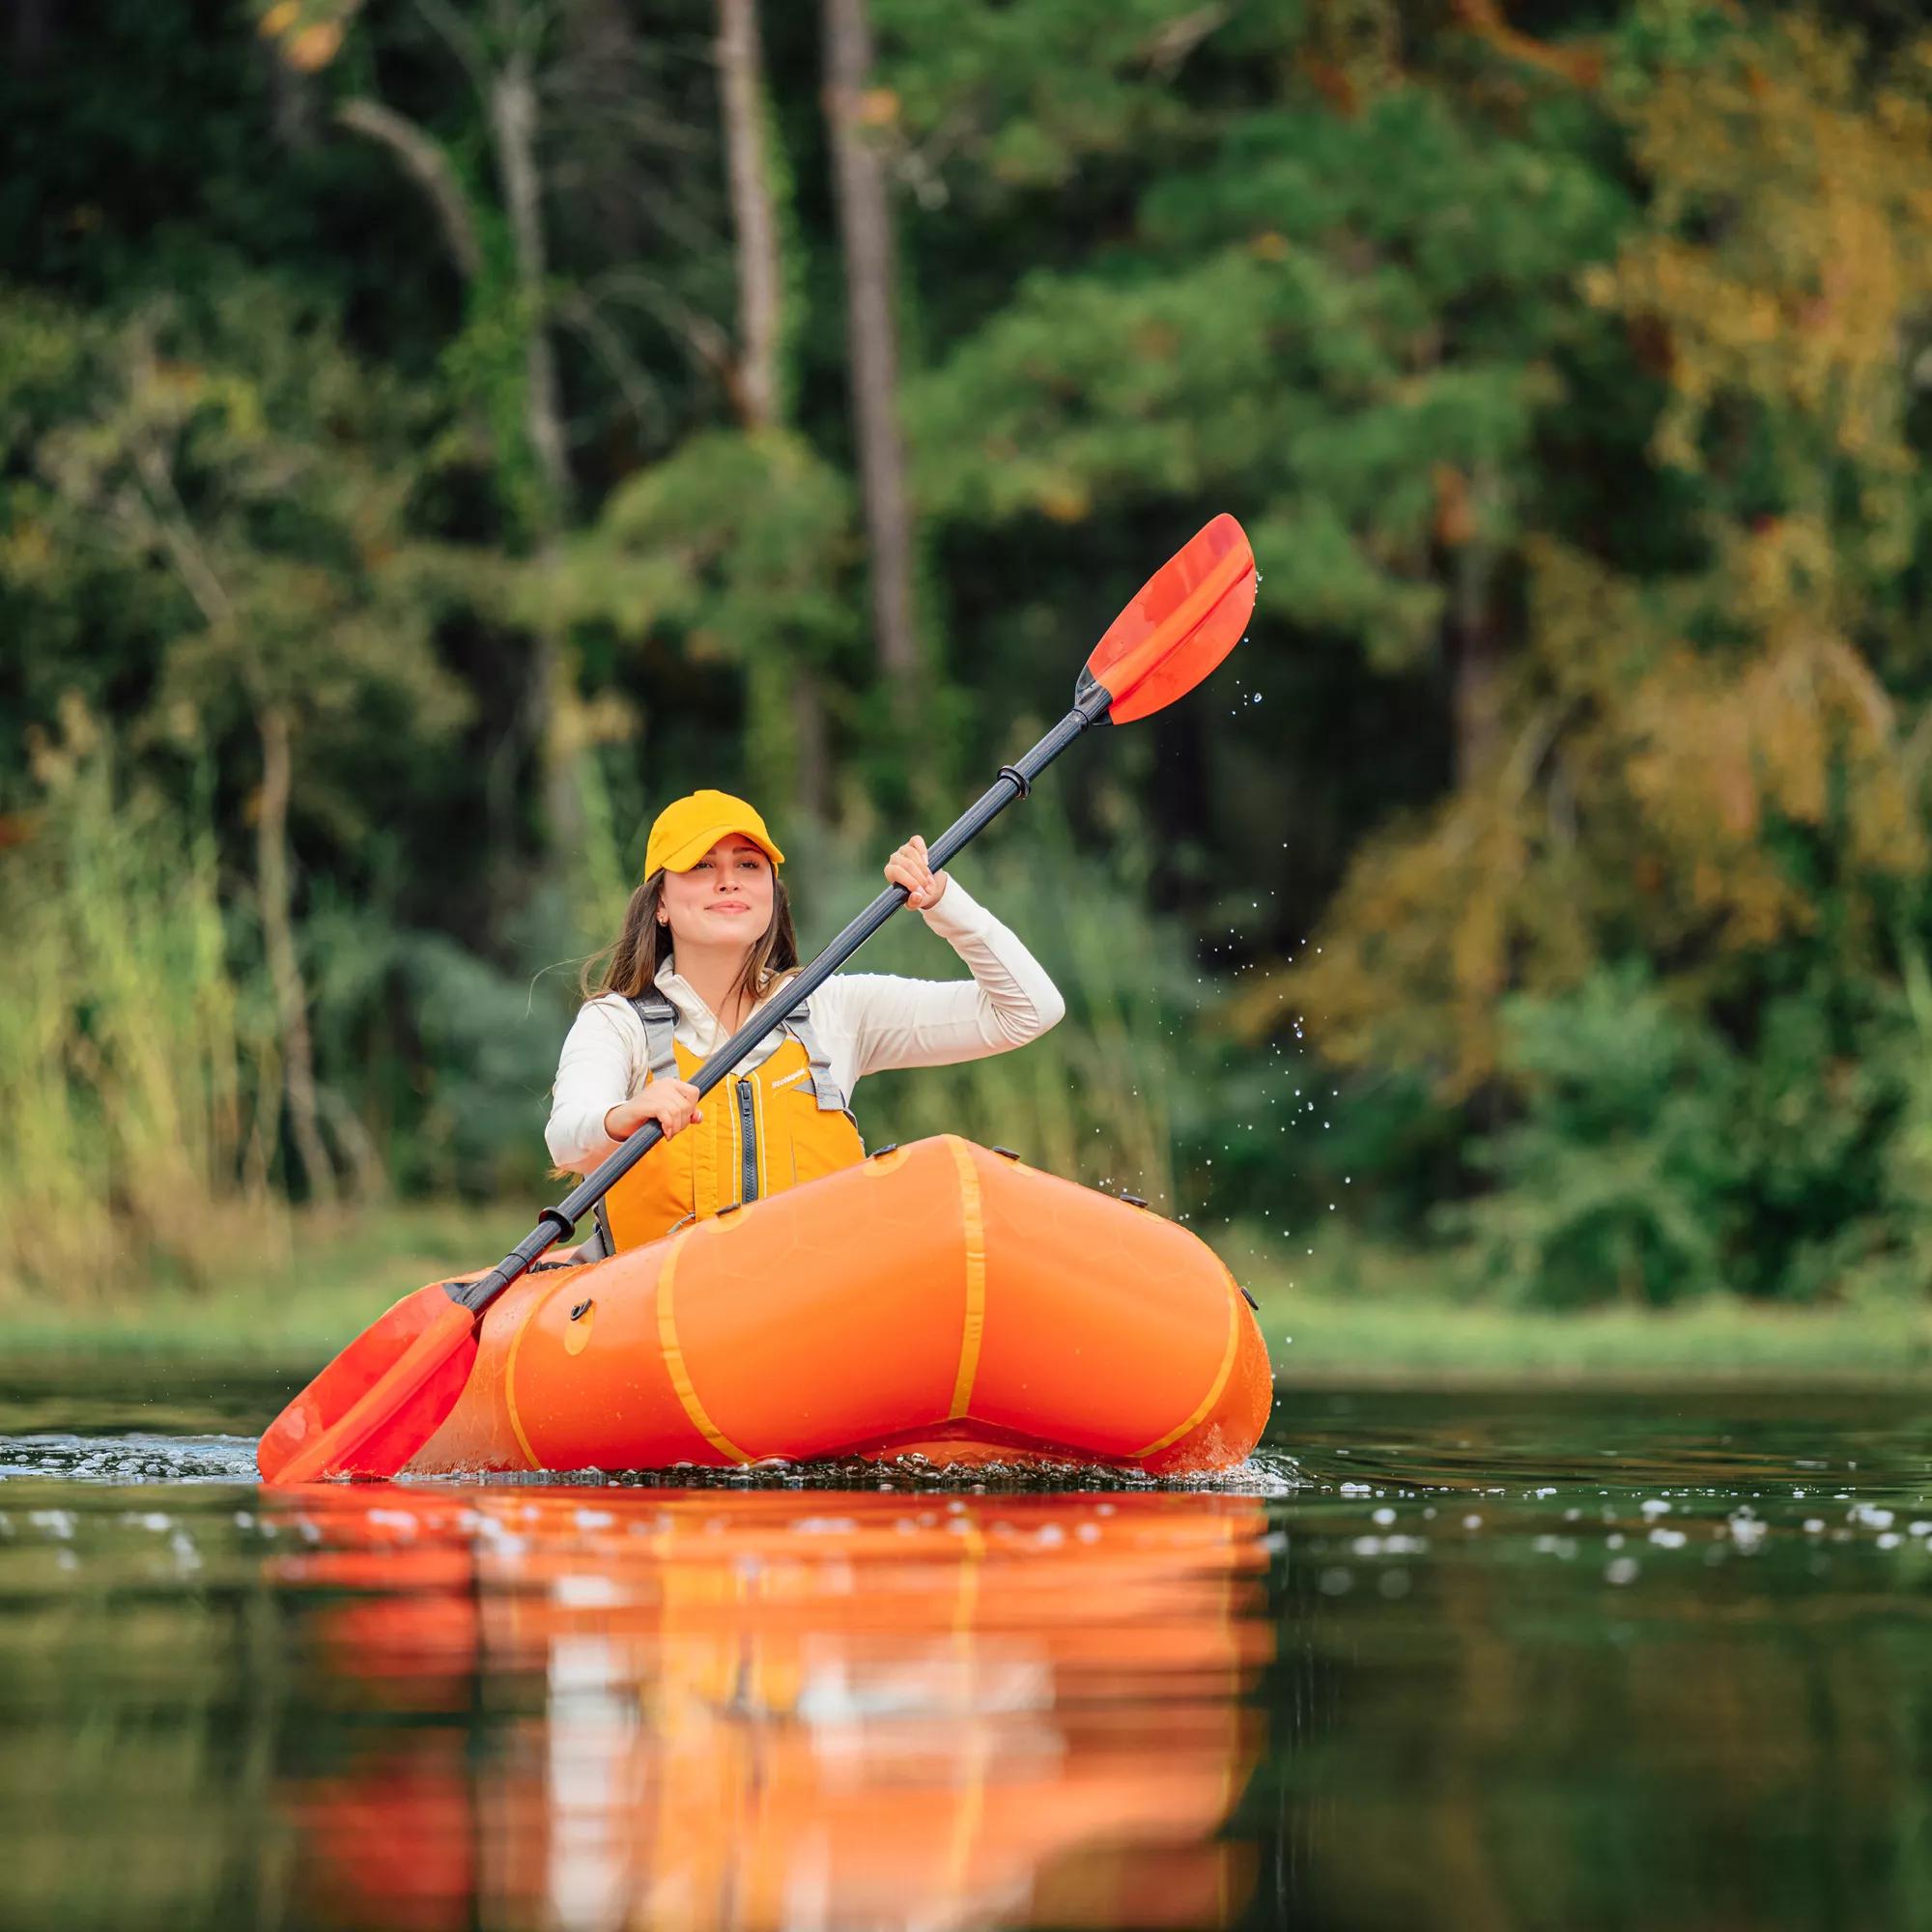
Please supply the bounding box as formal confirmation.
[451,683,1113,1317]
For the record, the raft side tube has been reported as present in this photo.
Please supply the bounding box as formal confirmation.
[408,1136,1270,1476]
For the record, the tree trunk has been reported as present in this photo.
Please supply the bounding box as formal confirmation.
[263,34,317,151]
[488,45,585,858]
[256,704,336,1206]
[823,0,920,706]
[1439,465,1504,786]
[720,0,831,818]
[489,49,572,513]
[11,0,54,68]
[1450,539,1503,786]
[717,0,782,433]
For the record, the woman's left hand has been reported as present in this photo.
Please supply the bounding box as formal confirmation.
[885,834,949,911]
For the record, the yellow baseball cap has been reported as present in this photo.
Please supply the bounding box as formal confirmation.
[643,789,785,876]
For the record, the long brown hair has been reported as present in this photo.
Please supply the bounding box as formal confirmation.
[582,868,800,1010]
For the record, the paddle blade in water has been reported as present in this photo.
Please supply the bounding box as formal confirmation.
[257,1282,478,1486]
[1081,514,1256,724]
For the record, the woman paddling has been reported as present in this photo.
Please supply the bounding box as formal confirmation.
[546,788,1065,1254]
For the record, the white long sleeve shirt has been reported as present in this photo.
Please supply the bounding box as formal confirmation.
[544,875,1065,1173]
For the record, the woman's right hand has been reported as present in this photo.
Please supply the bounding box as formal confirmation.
[604,1082,703,1143]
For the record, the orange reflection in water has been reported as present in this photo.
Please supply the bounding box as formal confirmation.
[271,1486,1273,1932]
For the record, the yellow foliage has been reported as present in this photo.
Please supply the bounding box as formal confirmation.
[1244,539,1931,1090]
[1617,627,1924,951]
[255,0,358,71]
[287,23,344,71]
[1233,724,1594,1095]
[1302,0,1406,104]
[1592,15,1932,521]
[1240,15,1932,1096]
[1037,478,1092,524]
[553,686,641,760]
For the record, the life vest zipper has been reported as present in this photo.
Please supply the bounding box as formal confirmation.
[736,1078,759,1205]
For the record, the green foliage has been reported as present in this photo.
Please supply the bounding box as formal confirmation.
[906,71,1628,670]
[1455,960,1932,1310]
[298,896,574,1200]
[391,925,576,1198]
[3,279,475,820]
[7,0,1932,1325]
[557,426,866,822]
[1451,966,1742,1308]
[563,430,857,673]
[873,0,1210,193]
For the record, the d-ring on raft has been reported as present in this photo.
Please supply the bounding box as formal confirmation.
[407,1135,1272,1477]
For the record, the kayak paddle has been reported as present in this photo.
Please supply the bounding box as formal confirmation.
[257,512,1257,1485]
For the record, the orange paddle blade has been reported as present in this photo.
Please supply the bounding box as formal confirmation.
[1083,514,1256,724]
[257,1282,479,1486]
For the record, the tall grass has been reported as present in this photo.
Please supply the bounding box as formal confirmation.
[0,704,281,1301]
[790,806,1191,1207]
[0,716,1210,1313]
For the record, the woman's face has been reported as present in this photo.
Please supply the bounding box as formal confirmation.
[658,837,776,955]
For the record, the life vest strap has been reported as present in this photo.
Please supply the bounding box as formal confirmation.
[627,987,853,1117]
[629,993,681,1086]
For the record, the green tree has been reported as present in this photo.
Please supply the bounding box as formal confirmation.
[8,282,469,1197]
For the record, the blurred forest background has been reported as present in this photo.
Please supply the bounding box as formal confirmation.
[6,0,1932,1327]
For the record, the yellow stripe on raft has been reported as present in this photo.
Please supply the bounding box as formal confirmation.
[945,1138,988,1420]
[1128,1273,1243,1460]
[657,1226,753,1463]
[500,1283,552,1472]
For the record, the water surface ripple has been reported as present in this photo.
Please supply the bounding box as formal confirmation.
[3,1366,1929,1932]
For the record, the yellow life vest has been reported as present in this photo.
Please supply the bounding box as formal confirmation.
[597,989,866,1253]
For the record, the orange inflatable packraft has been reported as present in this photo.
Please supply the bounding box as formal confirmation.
[408,1135,1271,1477]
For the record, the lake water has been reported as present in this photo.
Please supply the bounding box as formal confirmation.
[2,1360,1929,1931]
